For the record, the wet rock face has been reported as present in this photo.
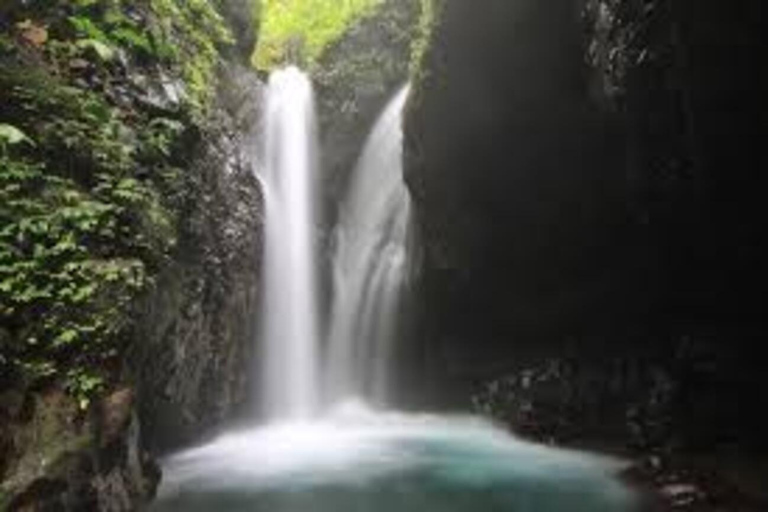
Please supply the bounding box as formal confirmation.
[403,0,766,414]
[403,11,768,506]
[1,388,159,511]
[583,0,766,328]
[218,0,261,64]
[403,0,642,399]
[130,64,264,454]
[314,0,419,227]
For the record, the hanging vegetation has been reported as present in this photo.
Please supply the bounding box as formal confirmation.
[0,0,231,406]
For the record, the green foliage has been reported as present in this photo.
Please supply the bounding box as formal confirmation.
[410,0,443,80]
[148,0,233,114]
[75,38,115,61]
[0,0,232,404]
[0,124,34,149]
[66,368,105,409]
[5,0,232,116]
[0,69,175,406]
[254,0,383,70]
[252,0,265,35]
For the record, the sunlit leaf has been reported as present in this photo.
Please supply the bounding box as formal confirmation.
[77,39,116,61]
[0,123,35,146]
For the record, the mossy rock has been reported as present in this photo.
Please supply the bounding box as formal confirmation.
[1,387,158,510]
[313,0,419,224]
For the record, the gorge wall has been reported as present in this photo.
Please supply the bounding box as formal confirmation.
[315,0,420,230]
[2,0,765,509]
[128,63,263,455]
[0,2,263,508]
[404,0,643,398]
[404,0,767,455]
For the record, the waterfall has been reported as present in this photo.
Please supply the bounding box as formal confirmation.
[257,71,411,418]
[326,87,412,405]
[157,73,637,512]
[259,67,321,420]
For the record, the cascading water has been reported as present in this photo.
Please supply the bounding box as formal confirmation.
[154,73,639,512]
[326,86,411,404]
[259,67,320,420]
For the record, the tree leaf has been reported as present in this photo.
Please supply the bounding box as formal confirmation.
[54,329,79,347]
[77,39,116,61]
[0,123,35,146]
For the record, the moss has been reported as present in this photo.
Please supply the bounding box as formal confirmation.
[312,0,419,91]
[212,0,262,62]
[148,0,232,116]
[409,0,442,77]
[404,0,444,116]
[410,0,443,77]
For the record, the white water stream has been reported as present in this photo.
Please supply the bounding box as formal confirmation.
[326,86,412,404]
[259,67,321,420]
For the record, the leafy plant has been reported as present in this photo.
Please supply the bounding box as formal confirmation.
[65,368,105,409]
[0,123,34,150]
[148,0,233,114]
[75,38,115,61]
[63,0,232,115]
[0,0,228,403]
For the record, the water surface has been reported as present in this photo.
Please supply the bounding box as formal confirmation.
[154,404,637,512]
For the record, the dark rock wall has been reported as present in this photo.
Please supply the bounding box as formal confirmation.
[315,0,420,228]
[404,0,650,400]
[586,0,766,330]
[216,0,261,64]
[403,0,767,448]
[129,64,264,454]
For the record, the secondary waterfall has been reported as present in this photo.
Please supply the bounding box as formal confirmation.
[326,87,412,404]
[259,67,320,420]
